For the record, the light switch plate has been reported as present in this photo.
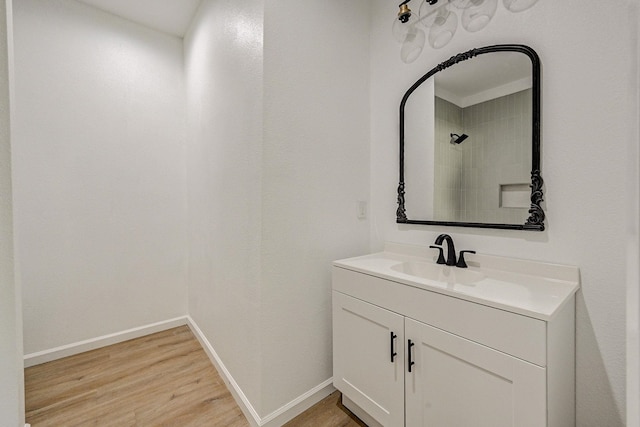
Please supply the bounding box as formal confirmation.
[357,200,367,219]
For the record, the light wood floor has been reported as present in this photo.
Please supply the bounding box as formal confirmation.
[25,326,364,426]
[284,392,365,427]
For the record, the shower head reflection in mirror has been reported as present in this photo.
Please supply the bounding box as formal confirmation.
[449,133,468,144]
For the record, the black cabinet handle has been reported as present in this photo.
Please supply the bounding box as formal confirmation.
[408,339,415,372]
[390,332,397,362]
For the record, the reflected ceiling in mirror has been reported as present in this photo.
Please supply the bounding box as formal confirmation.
[397,45,544,230]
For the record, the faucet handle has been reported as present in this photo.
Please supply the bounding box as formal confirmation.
[456,250,476,268]
[429,245,446,265]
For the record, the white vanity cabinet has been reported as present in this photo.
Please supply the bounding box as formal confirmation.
[404,317,546,427]
[332,247,579,427]
[333,292,405,426]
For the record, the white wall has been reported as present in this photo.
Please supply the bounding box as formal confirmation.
[185,0,370,418]
[10,0,370,420]
[12,0,188,354]
[184,0,264,415]
[404,78,435,219]
[261,0,370,416]
[370,1,638,426]
[627,8,640,424]
[0,0,24,424]
[12,2,636,425]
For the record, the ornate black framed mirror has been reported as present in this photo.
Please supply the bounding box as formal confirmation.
[397,44,544,231]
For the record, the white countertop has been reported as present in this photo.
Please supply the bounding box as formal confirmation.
[333,243,580,321]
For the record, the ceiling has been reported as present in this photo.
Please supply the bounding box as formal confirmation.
[435,51,532,103]
[76,0,202,37]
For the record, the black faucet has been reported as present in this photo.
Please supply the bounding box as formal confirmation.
[431,234,476,268]
[433,234,457,266]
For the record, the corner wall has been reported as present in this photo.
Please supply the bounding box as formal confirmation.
[261,0,371,416]
[627,2,640,423]
[184,0,264,415]
[12,0,188,355]
[185,0,371,420]
[0,0,24,424]
[370,1,637,425]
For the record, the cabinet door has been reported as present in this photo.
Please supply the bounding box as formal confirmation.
[405,318,546,427]
[333,291,405,427]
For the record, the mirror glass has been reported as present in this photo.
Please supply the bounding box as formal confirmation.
[398,45,544,230]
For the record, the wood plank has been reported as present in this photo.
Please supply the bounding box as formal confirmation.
[25,326,249,426]
[25,326,363,426]
[284,391,366,427]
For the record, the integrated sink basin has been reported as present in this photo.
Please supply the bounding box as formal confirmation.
[333,242,580,321]
[391,261,485,285]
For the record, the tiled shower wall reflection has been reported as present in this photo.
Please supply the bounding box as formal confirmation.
[434,90,532,223]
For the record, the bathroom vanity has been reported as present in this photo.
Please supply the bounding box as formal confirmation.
[332,243,579,427]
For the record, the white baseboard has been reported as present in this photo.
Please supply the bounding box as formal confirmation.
[186,317,261,426]
[23,315,333,426]
[23,316,189,368]
[259,377,334,427]
[186,316,335,426]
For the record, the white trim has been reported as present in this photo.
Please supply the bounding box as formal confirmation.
[23,316,188,367]
[186,316,261,426]
[186,316,335,426]
[260,378,334,426]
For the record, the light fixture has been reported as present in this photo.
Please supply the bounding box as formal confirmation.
[394,0,539,63]
[461,0,498,32]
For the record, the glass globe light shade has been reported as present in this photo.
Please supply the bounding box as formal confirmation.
[503,0,539,12]
[401,27,426,63]
[418,1,450,28]
[450,0,484,9]
[392,10,420,43]
[461,0,498,32]
[428,10,458,49]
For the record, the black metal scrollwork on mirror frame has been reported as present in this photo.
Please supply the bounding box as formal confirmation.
[397,44,545,231]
